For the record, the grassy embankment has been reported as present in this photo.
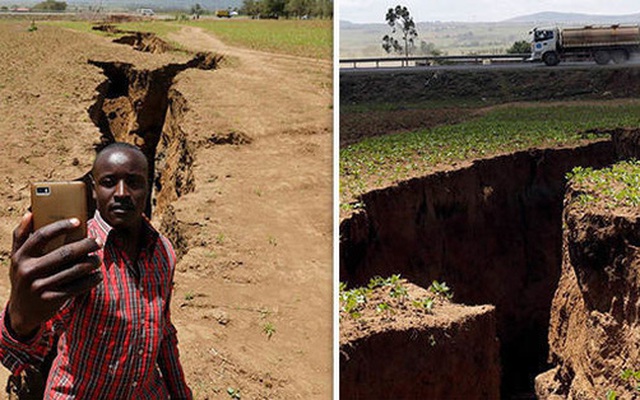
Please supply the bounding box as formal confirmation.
[341,101,640,207]
[48,19,332,60]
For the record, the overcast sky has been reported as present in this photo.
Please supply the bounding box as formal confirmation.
[340,0,640,23]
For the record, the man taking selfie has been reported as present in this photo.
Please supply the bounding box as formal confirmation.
[0,142,192,399]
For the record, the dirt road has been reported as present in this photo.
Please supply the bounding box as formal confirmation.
[0,22,332,399]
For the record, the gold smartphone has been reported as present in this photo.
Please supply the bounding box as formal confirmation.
[31,181,88,254]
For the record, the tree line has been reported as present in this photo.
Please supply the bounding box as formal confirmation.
[241,0,333,19]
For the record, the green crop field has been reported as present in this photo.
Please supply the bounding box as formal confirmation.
[340,101,640,206]
[568,160,640,210]
[48,18,332,60]
[185,19,332,60]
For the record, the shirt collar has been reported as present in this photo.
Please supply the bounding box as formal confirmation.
[92,210,159,250]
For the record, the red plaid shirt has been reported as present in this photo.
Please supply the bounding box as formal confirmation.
[0,212,192,399]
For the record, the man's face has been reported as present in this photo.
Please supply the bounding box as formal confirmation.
[91,148,149,232]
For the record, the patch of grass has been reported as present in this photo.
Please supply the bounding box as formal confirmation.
[339,275,451,319]
[341,102,640,204]
[567,160,640,210]
[184,19,332,59]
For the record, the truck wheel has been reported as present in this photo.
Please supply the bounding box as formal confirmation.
[594,50,610,65]
[543,51,559,66]
[612,50,629,64]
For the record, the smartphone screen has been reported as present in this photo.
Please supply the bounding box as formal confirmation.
[31,181,88,254]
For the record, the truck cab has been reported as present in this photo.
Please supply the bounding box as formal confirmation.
[530,27,560,65]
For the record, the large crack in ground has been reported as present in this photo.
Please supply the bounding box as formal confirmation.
[340,129,639,398]
[86,51,222,258]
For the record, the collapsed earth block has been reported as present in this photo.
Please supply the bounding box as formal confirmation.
[340,281,500,399]
[536,161,640,399]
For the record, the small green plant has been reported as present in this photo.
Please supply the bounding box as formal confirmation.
[605,389,617,400]
[205,250,217,259]
[216,233,225,245]
[227,387,241,399]
[268,235,278,246]
[376,302,391,313]
[429,280,453,299]
[621,369,640,392]
[28,20,37,32]
[412,297,434,311]
[184,292,195,301]
[263,322,276,339]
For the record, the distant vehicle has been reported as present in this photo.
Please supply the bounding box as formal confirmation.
[530,25,640,66]
[136,8,155,16]
[216,9,230,18]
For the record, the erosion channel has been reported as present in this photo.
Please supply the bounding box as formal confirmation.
[340,128,640,398]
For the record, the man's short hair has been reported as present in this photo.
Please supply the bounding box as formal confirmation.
[92,142,148,175]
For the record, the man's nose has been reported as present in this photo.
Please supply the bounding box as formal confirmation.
[115,179,128,196]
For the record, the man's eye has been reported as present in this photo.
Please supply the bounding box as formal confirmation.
[100,178,116,187]
[125,178,143,189]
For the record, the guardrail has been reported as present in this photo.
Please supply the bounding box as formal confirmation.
[340,53,531,68]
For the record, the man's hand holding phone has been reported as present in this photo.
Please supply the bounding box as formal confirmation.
[7,214,103,340]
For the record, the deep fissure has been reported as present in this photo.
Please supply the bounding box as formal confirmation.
[340,130,639,398]
[85,52,221,258]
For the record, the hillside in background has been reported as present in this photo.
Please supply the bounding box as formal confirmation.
[505,11,640,24]
[341,12,640,58]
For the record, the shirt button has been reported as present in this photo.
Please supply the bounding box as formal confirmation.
[132,381,138,388]
[138,349,143,355]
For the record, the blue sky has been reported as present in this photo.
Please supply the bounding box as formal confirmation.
[340,0,640,23]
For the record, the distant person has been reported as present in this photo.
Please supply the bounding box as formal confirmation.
[0,142,192,399]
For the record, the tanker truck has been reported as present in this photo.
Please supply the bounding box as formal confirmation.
[529,25,640,66]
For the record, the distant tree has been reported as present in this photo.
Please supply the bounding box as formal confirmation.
[241,0,262,17]
[312,0,332,18]
[507,40,531,54]
[382,5,417,65]
[32,0,66,11]
[286,0,311,18]
[419,40,442,56]
[264,0,286,18]
[191,3,204,18]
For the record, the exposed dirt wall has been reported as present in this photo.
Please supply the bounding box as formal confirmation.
[536,183,640,399]
[340,66,640,104]
[341,298,500,399]
[340,141,615,395]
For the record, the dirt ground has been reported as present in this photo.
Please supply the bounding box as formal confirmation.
[0,21,332,399]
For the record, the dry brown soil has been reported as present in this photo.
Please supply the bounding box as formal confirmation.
[0,22,332,399]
